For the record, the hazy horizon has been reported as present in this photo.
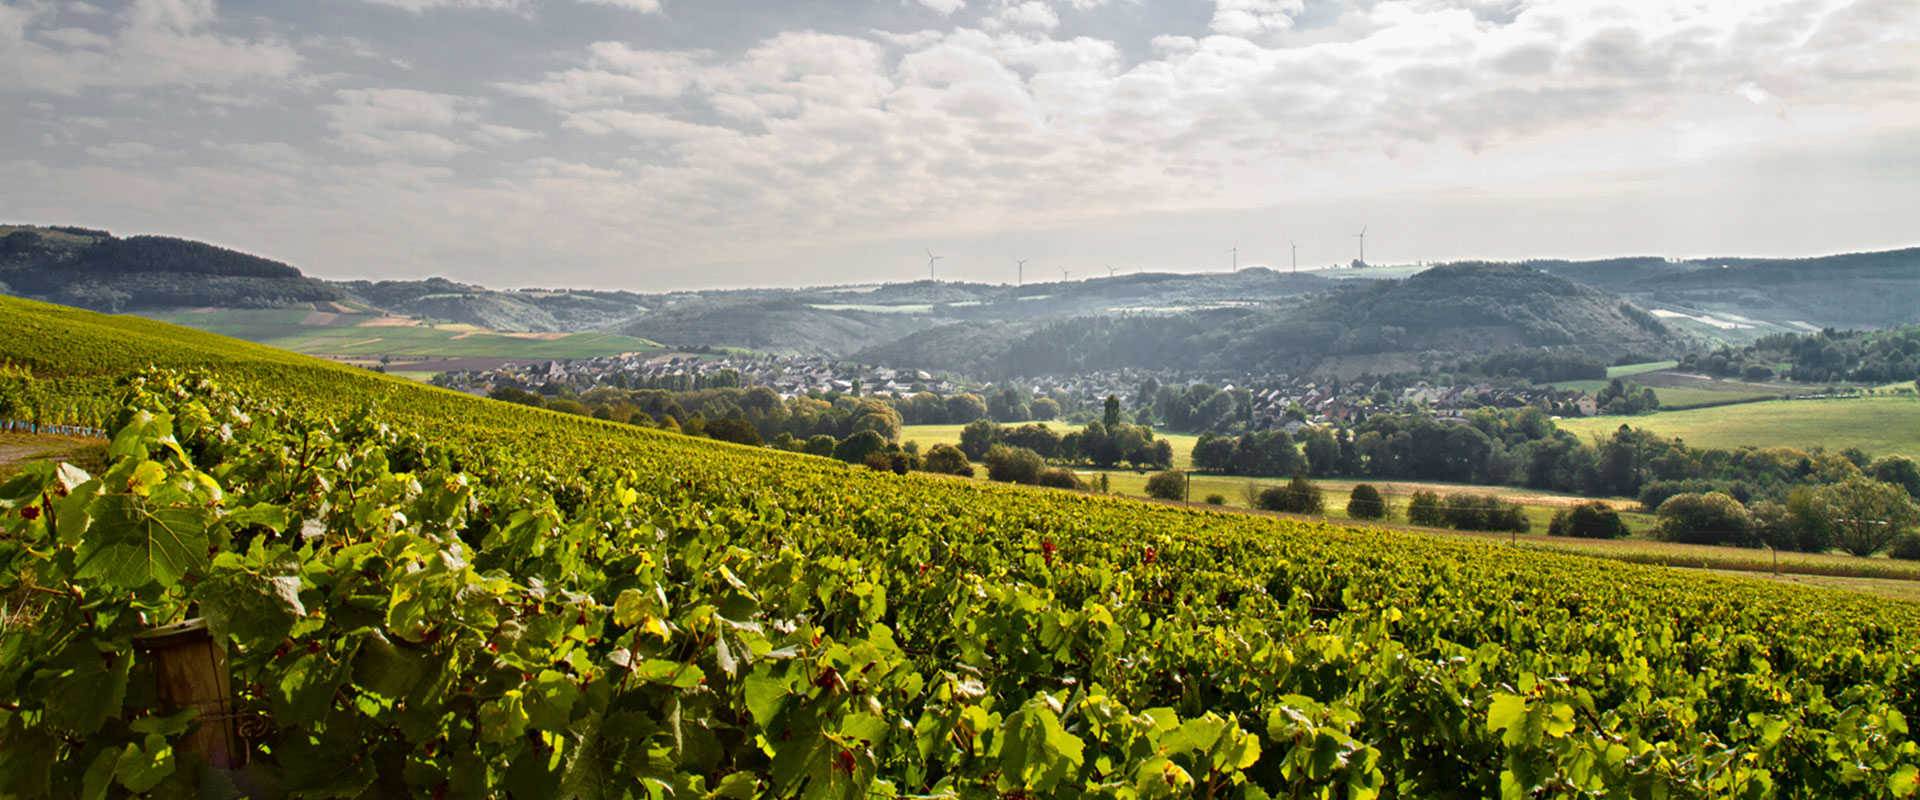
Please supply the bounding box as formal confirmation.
[4,0,1918,292]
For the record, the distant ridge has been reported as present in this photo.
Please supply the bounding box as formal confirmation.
[0,224,338,312]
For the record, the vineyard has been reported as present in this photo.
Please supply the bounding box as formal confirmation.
[1,295,1919,798]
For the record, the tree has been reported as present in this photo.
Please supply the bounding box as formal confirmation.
[959,419,1001,460]
[988,388,1029,423]
[1346,484,1387,520]
[804,434,838,458]
[1302,428,1342,477]
[1406,490,1444,527]
[1654,492,1756,546]
[703,418,763,447]
[834,430,887,464]
[1030,398,1060,421]
[1256,475,1324,514]
[1441,494,1529,532]
[1103,394,1122,429]
[983,445,1047,485]
[1812,477,1920,557]
[946,393,987,424]
[1145,470,1187,501]
[488,386,545,408]
[1192,433,1236,473]
[923,443,973,477]
[849,398,903,442]
[1870,455,1920,498]
[1547,501,1628,539]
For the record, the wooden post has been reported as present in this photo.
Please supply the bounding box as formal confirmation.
[133,618,243,769]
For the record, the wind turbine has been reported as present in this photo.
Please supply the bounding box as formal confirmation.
[1353,226,1367,267]
[926,250,943,280]
[1287,238,1298,273]
[1016,258,1028,286]
[1105,262,1117,278]
[1060,267,1071,281]
[1228,243,1238,271]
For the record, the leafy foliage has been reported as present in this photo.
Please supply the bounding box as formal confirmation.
[1,298,1919,798]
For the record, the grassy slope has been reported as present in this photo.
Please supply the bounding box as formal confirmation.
[1558,396,1920,457]
[140,307,657,361]
[8,296,1918,599]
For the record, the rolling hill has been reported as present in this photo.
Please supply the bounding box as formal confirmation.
[859,262,1684,378]
[1533,247,1920,335]
[0,224,341,311]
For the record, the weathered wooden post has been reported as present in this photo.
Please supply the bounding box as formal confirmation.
[133,618,243,768]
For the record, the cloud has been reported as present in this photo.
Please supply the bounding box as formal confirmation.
[577,0,662,11]
[0,0,300,94]
[9,0,1920,289]
[991,2,1059,31]
[355,0,527,12]
[321,88,479,159]
[910,0,966,16]
[1209,0,1304,36]
[85,141,157,160]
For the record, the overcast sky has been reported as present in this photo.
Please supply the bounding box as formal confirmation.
[3,0,1917,290]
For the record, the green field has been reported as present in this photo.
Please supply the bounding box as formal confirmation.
[4,297,1920,796]
[1607,360,1678,378]
[1558,395,1920,457]
[143,307,657,361]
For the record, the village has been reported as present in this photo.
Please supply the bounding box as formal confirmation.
[427,354,1607,432]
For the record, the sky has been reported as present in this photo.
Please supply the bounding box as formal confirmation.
[2,0,1918,291]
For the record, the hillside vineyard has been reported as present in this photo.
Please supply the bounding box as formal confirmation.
[1,297,1918,798]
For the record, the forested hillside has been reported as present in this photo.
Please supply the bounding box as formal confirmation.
[0,225,340,311]
[335,277,648,332]
[1535,248,1920,331]
[860,263,1683,379]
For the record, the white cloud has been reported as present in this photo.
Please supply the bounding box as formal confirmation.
[910,0,966,16]
[85,141,157,160]
[355,0,526,12]
[0,0,299,94]
[322,88,478,159]
[991,2,1059,31]
[493,43,703,108]
[1209,0,1304,37]
[577,0,662,12]
[473,123,541,144]
[9,0,1920,289]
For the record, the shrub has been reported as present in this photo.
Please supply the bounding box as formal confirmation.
[1204,493,1226,506]
[1889,534,1920,561]
[1547,501,1629,539]
[1145,470,1187,501]
[1407,490,1444,526]
[984,445,1047,485]
[1346,484,1388,520]
[922,443,973,476]
[803,434,837,458]
[1037,468,1082,490]
[1654,492,1756,546]
[1442,494,1530,533]
[1256,475,1324,514]
[702,418,763,447]
[834,430,887,465]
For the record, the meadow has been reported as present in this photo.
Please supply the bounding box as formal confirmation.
[1558,395,1920,457]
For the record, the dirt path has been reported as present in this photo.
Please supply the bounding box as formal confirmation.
[0,443,45,467]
